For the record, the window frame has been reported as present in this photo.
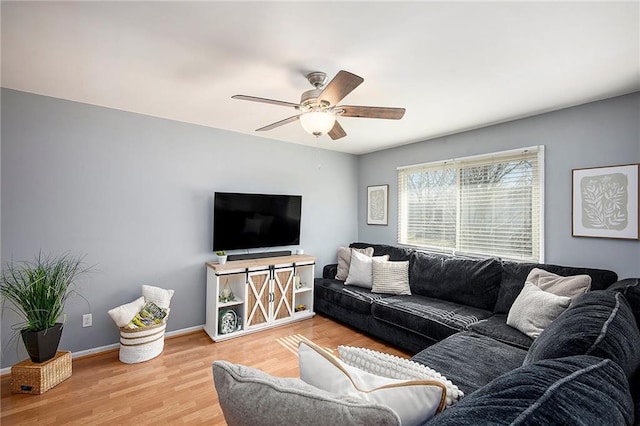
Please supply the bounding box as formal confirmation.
[397,146,545,262]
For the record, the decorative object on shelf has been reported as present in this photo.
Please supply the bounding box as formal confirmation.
[219,279,235,303]
[216,250,228,264]
[572,164,639,240]
[293,275,304,290]
[367,184,389,225]
[0,252,92,363]
[295,304,307,312]
[219,309,239,334]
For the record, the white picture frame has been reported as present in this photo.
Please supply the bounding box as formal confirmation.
[367,185,389,226]
[572,163,639,239]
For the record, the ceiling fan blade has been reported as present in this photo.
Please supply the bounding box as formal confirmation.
[319,70,364,106]
[255,115,300,132]
[340,106,406,120]
[232,95,299,109]
[328,121,347,140]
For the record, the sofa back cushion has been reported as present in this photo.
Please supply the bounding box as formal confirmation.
[523,290,640,379]
[494,261,618,314]
[427,355,633,426]
[350,242,413,261]
[409,252,502,311]
[608,278,640,325]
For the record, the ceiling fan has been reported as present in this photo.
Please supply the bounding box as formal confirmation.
[232,70,406,140]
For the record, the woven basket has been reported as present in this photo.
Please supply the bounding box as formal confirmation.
[119,320,167,364]
[11,351,72,394]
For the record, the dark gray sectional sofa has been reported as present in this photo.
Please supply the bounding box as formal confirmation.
[314,242,640,424]
[314,242,617,354]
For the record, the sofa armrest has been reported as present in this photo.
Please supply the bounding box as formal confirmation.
[323,264,338,279]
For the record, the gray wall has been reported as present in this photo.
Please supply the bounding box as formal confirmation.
[1,89,358,368]
[358,92,640,279]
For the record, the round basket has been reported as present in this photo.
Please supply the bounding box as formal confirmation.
[119,321,167,364]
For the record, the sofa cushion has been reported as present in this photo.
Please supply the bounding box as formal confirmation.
[299,341,446,426]
[494,261,618,314]
[350,242,413,261]
[467,314,533,350]
[506,282,571,339]
[336,246,374,281]
[411,331,528,396]
[409,252,502,311]
[314,278,389,315]
[212,360,401,426]
[372,260,411,295]
[608,278,640,325]
[526,267,592,297]
[344,251,389,289]
[524,290,640,379]
[427,355,633,426]
[372,295,493,343]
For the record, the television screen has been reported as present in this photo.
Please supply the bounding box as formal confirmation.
[213,192,302,251]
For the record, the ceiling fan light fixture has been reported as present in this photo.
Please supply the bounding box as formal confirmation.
[299,110,336,137]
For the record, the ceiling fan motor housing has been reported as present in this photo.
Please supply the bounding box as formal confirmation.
[300,88,330,111]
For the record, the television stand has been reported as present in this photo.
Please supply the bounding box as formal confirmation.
[204,254,316,342]
[228,250,292,261]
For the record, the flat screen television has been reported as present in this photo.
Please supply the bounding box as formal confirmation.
[213,192,302,251]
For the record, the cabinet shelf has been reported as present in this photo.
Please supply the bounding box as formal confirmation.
[218,299,243,308]
[294,286,312,294]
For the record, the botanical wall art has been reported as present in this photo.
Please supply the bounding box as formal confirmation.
[367,184,389,225]
[572,164,639,239]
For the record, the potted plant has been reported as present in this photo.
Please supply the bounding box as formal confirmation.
[216,250,228,265]
[0,252,91,363]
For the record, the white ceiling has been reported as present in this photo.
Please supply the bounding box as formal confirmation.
[2,1,639,155]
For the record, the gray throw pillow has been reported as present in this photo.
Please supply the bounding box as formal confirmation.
[506,282,570,339]
[212,360,400,426]
[526,267,591,298]
[336,246,374,281]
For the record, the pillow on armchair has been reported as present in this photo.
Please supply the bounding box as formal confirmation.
[212,360,400,426]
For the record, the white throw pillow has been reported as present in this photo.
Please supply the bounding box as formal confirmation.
[108,296,146,328]
[506,282,571,339]
[298,341,446,426]
[337,346,463,406]
[344,251,389,289]
[142,284,174,309]
[372,260,411,295]
[526,268,592,298]
[336,246,374,281]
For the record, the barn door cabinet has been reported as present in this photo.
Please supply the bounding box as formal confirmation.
[204,254,315,342]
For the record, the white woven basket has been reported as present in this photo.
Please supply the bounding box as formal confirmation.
[119,320,167,364]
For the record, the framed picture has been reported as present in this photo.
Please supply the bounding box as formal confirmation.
[572,164,639,239]
[367,185,389,225]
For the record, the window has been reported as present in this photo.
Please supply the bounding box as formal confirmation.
[397,146,544,262]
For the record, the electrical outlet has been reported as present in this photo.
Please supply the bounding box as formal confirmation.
[82,313,92,328]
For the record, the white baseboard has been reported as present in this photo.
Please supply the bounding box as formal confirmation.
[1,324,205,376]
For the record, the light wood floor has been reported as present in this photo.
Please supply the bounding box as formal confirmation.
[1,314,410,425]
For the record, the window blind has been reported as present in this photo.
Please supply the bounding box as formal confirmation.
[398,146,544,262]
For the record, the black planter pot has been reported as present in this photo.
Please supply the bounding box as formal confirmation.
[21,323,64,363]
